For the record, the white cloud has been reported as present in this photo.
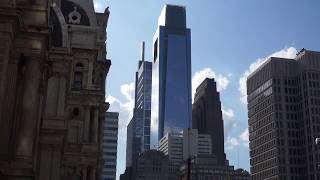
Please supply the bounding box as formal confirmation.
[120,82,135,107]
[225,136,240,150]
[106,82,135,130]
[238,47,298,104]
[222,106,237,137]
[240,128,249,147]
[225,128,250,150]
[192,68,229,102]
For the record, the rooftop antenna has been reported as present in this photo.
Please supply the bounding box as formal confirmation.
[141,41,145,62]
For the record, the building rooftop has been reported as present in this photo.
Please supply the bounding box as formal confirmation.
[158,4,186,29]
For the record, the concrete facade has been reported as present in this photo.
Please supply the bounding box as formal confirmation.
[247,49,320,179]
[0,0,111,179]
[102,112,119,180]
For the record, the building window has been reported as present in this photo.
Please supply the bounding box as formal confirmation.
[89,107,95,142]
[73,107,80,116]
[73,63,84,90]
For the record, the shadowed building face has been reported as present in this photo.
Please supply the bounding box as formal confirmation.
[192,78,226,166]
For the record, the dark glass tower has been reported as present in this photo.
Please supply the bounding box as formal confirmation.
[151,5,192,145]
[192,78,226,166]
[126,42,152,167]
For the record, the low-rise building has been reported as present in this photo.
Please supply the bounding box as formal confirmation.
[121,150,171,180]
[232,168,251,180]
[180,154,227,180]
[179,155,251,180]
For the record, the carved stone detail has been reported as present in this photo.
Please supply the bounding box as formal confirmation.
[68,6,81,25]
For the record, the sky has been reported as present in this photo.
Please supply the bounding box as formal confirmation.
[93,0,320,179]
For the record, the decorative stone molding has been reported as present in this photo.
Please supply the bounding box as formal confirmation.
[68,6,81,25]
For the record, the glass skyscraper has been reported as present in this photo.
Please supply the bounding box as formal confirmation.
[126,42,152,167]
[151,5,192,145]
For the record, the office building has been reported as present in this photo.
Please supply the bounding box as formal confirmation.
[102,112,119,180]
[180,155,251,180]
[159,129,212,177]
[179,154,228,180]
[119,167,132,180]
[247,49,320,179]
[126,110,143,167]
[0,1,111,179]
[192,78,226,166]
[134,42,152,152]
[126,42,152,167]
[151,5,192,144]
[122,150,171,180]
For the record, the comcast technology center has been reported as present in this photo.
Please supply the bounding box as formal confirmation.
[151,5,192,146]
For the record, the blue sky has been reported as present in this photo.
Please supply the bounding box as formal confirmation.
[93,0,320,179]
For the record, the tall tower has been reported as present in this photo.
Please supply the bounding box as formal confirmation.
[192,78,226,166]
[151,5,192,145]
[126,42,152,167]
[247,49,320,180]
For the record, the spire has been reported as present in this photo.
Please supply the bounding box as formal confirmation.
[141,41,145,62]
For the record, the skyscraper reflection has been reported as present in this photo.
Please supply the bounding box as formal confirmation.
[151,5,192,146]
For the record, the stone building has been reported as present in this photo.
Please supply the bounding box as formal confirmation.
[247,49,320,179]
[0,0,111,179]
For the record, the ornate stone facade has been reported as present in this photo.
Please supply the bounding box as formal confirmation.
[0,0,111,179]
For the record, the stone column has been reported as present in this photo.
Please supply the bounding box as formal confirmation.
[81,167,87,180]
[57,77,66,116]
[93,108,99,143]
[15,57,41,160]
[0,30,13,158]
[87,61,93,88]
[84,107,90,142]
[90,168,96,180]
